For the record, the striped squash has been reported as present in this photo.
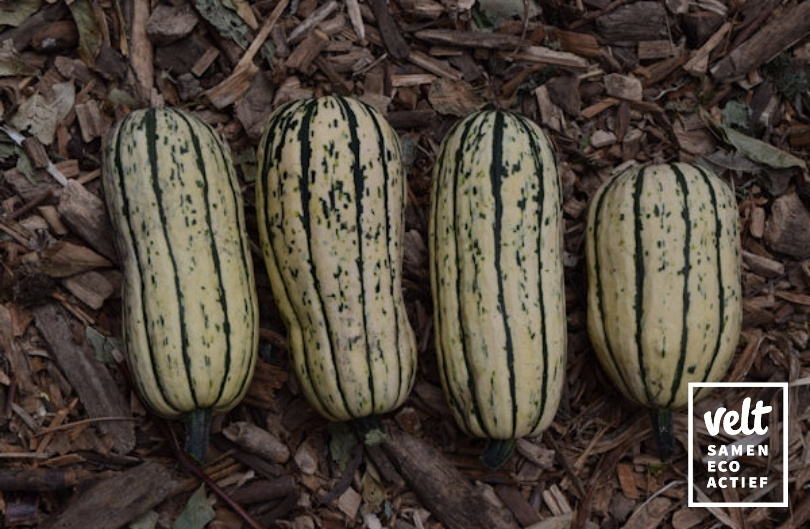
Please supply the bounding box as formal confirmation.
[585,162,742,458]
[429,109,566,468]
[103,107,259,461]
[255,96,417,423]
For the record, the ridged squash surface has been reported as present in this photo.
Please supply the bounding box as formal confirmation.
[103,107,259,419]
[429,109,566,441]
[255,96,417,422]
[585,162,742,410]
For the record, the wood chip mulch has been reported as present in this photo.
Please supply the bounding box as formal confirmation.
[1,0,810,528]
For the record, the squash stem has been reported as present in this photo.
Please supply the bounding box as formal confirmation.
[481,439,517,470]
[650,408,673,461]
[184,409,212,463]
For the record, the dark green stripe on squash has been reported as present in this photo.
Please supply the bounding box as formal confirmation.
[103,107,258,463]
[585,162,742,460]
[255,95,417,423]
[429,108,566,469]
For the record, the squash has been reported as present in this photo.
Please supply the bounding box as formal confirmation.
[429,108,567,468]
[103,107,259,461]
[585,162,742,458]
[255,96,417,423]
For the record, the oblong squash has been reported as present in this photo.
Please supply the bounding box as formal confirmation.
[585,162,742,457]
[103,107,259,460]
[429,108,567,467]
[255,95,417,423]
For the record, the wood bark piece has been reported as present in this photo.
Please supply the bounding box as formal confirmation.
[61,270,115,310]
[408,50,463,80]
[31,20,79,53]
[684,21,731,75]
[222,421,291,463]
[554,29,601,58]
[400,0,444,19]
[286,28,329,72]
[4,168,62,203]
[39,241,113,278]
[129,0,154,103]
[57,180,118,263]
[287,0,339,44]
[74,101,105,143]
[204,0,289,109]
[503,46,591,69]
[367,0,410,59]
[536,85,564,132]
[546,75,581,116]
[228,476,296,504]
[682,10,725,48]
[386,109,437,129]
[742,250,784,278]
[364,443,406,488]
[638,40,681,60]
[345,0,365,41]
[621,497,672,529]
[671,506,709,529]
[382,427,519,529]
[191,47,220,77]
[764,192,810,259]
[146,3,199,46]
[39,461,177,529]
[495,484,542,526]
[596,1,668,42]
[0,468,82,492]
[711,1,810,82]
[604,73,643,101]
[415,29,523,50]
[32,303,135,454]
[22,137,50,169]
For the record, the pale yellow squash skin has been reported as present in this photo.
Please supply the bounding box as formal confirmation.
[255,96,417,422]
[429,109,566,441]
[585,162,742,411]
[104,108,259,419]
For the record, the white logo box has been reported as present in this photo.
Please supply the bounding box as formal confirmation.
[687,381,788,508]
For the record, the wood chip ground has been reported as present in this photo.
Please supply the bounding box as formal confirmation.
[1,0,810,528]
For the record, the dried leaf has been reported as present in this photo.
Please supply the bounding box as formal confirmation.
[129,510,160,529]
[701,151,763,173]
[67,0,104,65]
[194,0,253,49]
[0,137,18,163]
[7,83,74,146]
[224,0,259,29]
[51,82,77,123]
[703,110,806,170]
[15,150,34,180]
[361,466,386,513]
[0,41,41,77]
[524,513,574,529]
[9,94,59,145]
[475,0,540,26]
[173,485,215,529]
[427,78,486,117]
[85,326,123,364]
[362,512,384,529]
[0,0,41,28]
[622,497,673,529]
[720,100,751,130]
[364,425,386,446]
[328,421,357,471]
